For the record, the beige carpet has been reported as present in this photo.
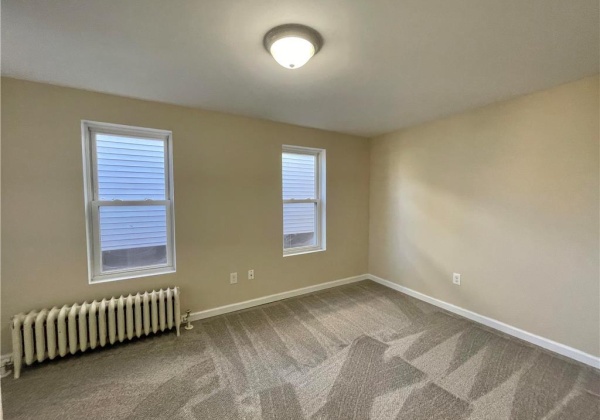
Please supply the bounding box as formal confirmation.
[1,280,599,419]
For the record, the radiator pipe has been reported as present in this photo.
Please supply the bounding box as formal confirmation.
[183,310,194,330]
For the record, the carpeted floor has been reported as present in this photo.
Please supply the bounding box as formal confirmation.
[2,280,599,419]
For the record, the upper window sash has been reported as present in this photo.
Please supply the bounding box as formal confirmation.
[282,147,321,201]
[88,129,172,203]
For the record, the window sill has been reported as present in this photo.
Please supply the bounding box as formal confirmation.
[89,266,176,284]
[283,247,326,257]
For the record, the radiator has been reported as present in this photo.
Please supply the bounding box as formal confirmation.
[10,287,181,378]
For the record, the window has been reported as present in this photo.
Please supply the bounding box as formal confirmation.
[82,121,176,283]
[282,145,326,255]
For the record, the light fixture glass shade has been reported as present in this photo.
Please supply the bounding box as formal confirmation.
[270,37,315,69]
[264,24,323,70]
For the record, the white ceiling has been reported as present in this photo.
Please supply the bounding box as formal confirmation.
[2,0,599,137]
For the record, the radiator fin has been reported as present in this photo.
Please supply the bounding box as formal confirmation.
[117,296,125,343]
[99,299,108,347]
[166,288,173,329]
[35,310,48,363]
[79,303,88,352]
[24,312,37,365]
[159,289,166,331]
[47,307,59,360]
[11,314,25,379]
[151,291,158,334]
[89,301,98,350]
[126,295,134,340]
[108,298,116,345]
[134,294,142,338]
[57,305,69,357]
[68,305,78,355]
[143,292,150,336]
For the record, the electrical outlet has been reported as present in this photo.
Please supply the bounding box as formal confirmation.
[248,269,255,280]
[453,273,461,285]
[230,272,238,284]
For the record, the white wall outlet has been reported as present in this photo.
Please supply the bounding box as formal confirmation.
[230,272,238,284]
[453,273,461,285]
[248,269,255,280]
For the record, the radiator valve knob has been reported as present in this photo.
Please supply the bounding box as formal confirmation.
[184,309,194,330]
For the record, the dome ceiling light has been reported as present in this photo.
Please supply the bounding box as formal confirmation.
[263,24,324,70]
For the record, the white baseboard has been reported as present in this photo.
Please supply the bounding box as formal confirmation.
[5,273,596,370]
[187,274,369,322]
[0,275,369,363]
[368,274,600,369]
[0,274,369,363]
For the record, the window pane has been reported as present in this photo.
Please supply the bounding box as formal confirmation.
[99,206,167,272]
[283,202,317,249]
[282,152,316,200]
[96,134,166,200]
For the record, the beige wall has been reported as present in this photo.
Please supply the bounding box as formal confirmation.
[0,78,370,354]
[3,75,598,358]
[369,76,600,356]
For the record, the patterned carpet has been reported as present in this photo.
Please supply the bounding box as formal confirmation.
[2,280,599,419]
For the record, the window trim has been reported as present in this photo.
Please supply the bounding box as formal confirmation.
[81,120,176,284]
[282,145,326,256]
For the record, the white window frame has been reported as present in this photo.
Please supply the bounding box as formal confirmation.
[82,121,176,284]
[282,145,326,256]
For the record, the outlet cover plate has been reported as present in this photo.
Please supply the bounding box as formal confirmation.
[453,273,461,285]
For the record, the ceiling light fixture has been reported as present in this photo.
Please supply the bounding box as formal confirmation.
[263,24,323,70]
